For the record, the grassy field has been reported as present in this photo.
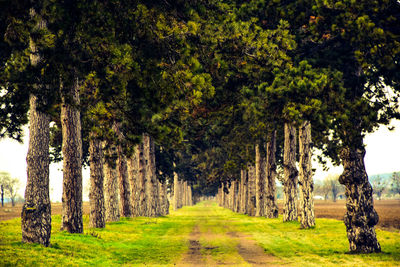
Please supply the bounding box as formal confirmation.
[1,201,400,266]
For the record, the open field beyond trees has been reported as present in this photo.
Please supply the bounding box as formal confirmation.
[2,199,400,231]
[1,201,400,266]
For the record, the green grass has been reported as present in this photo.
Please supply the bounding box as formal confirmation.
[1,201,400,266]
[0,211,195,266]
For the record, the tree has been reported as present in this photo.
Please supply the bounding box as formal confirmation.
[0,172,12,207]
[390,172,400,196]
[3,176,20,207]
[371,176,387,200]
[298,121,315,228]
[326,174,343,202]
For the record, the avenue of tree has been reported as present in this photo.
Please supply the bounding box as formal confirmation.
[0,0,399,254]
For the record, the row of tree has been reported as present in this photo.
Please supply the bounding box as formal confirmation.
[1,0,399,254]
[216,122,315,229]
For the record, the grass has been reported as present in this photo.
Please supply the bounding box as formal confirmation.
[0,211,195,266]
[1,201,400,266]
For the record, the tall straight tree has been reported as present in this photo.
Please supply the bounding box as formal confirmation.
[115,122,132,217]
[21,8,52,247]
[103,143,120,222]
[264,130,278,218]
[283,123,298,222]
[298,121,314,228]
[88,130,105,228]
[255,144,265,216]
[61,74,83,233]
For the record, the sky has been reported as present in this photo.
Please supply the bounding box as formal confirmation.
[0,120,399,202]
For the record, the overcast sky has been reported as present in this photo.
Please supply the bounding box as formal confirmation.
[0,120,399,201]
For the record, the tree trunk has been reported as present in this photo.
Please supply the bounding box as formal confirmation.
[138,141,147,216]
[255,144,265,216]
[21,95,51,246]
[265,131,278,218]
[339,145,381,253]
[127,146,139,217]
[298,121,315,228]
[237,177,242,213]
[103,144,120,222]
[1,185,3,207]
[60,72,83,233]
[247,165,256,216]
[143,134,158,216]
[283,122,298,222]
[150,135,159,215]
[241,170,248,214]
[114,123,132,217]
[89,132,105,228]
[21,10,51,246]
[189,185,193,206]
[159,180,169,215]
[173,171,180,211]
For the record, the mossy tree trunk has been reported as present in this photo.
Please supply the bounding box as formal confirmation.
[88,132,105,228]
[61,74,83,233]
[298,121,315,228]
[339,144,381,253]
[283,123,298,222]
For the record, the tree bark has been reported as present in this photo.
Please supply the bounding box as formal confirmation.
[61,73,83,233]
[138,141,147,216]
[21,10,51,246]
[89,132,106,228]
[339,145,381,253]
[1,185,3,207]
[114,123,132,217]
[237,177,242,213]
[247,165,256,216]
[143,134,158,216]
[283,122,298,222]
[298,121,315,228]
[188,184,193,206]
[255,144,265,216]
[21,96,51,246]
[103,144,120,222]
[265,131,278,218]
[127,146,140,217]
[159,180,169,215]
[173,171,180,211]
[240,170,248,214]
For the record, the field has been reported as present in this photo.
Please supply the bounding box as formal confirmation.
[1,201,400,266]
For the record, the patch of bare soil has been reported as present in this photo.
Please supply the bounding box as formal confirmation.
[176,225,206,266]
[276,199,400,231]
[227,231,281,266]
[0,202,90,221]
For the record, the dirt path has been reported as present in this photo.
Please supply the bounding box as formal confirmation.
[177,216,281,266]
[176,225,205,266]
[228,231,281,266]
